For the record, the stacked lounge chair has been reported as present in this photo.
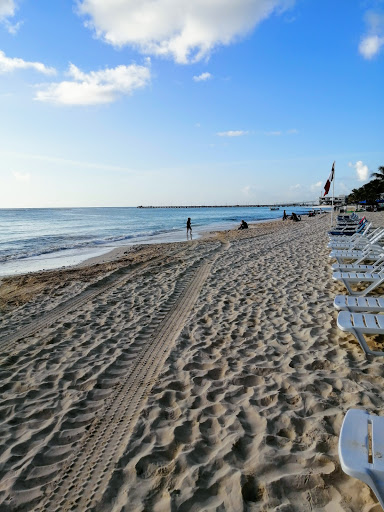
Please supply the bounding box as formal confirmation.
[330,215,384,508]
[328,215,384,357]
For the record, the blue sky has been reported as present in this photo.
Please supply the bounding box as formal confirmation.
[0,0,383,207]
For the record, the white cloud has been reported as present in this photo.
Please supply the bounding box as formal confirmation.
[193,72,212,82]
[359,35,384,58]
[359,11,384,59]
[35,62,151,105]
[310,181,322,191]
[349,160,369,181]
[77,0,295,63]
[6,19,22,34]
[0,1,22,34]
[12,170,30,182]
[286,128,298,134]
[290,183,301,190]
[217,130,248,137]
[0,50,56,75]
[0,0,16,20]
[265,130,282,136]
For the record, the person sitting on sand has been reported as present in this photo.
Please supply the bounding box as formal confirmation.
[186,217,192,239]
[238,220,248,230]
[291,212,301,222]
[283,210,288,220]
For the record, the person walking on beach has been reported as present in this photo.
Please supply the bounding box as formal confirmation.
[186,217,192,239]
[283,210,288,220]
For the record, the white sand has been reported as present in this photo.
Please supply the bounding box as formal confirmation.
[0,213,383,511]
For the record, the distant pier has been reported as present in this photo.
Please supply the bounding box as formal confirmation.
[137,202,317,209]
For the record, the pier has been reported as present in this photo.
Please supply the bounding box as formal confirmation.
[137,201,318,209]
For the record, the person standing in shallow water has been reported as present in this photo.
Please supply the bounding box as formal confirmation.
[186,217,192,239]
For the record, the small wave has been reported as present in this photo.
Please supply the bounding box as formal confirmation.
[0,227,184,263]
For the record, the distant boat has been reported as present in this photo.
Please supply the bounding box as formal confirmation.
[270,206,280,210]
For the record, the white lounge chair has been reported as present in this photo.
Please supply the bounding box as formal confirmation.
[328,222,372,243]
[339,408,384,508]
[328,225,381,250]
[337,213,359,223]
[332,254,384,272]
[329,221,368,237]
[334,295,384,312]
[329,246,384,264]
[335,213,362,224]
[332,269,384,296]
[337,310,384,357]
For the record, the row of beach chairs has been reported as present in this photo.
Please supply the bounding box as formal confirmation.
[328,214,384,509]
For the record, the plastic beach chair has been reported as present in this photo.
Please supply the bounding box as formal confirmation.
[337,310,384,357]
[335,214,364,226]
[328,225,381,250]
[339,408,384,507]
[337,213,359,223]
[329,221,373,238]
[332,254,384,272]
[332,269,384,296]
[328,221,372,242]
[329,246,384,264]
[329,218,367,236]
[334,295,384,312]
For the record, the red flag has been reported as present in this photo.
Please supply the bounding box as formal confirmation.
[324,162,335,196]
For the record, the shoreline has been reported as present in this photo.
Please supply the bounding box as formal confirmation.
[1,213,382,510]
[0,208,315,279]
[0,219,283,312]
[0,216,284,281]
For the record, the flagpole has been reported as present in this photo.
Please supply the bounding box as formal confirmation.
[331,164,335,227]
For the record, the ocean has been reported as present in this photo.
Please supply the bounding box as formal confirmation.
[0,206,312,276]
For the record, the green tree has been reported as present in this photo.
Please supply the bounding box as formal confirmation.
[371,165,384,181]
[346,165,384,205]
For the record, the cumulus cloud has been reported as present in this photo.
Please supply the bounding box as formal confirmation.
[217,130,248,137]
[77,0,295,63]
[193,72,212,82]
[0,0,16,20]
[0,50,56,75]
[359,11,384,59]
[12,170,30,182]
[35,62,151,105]
[349,160,369,181]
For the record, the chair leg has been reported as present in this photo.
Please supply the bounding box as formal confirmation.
[352,329,384,358]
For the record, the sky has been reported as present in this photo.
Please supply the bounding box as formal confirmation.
[0,0,383,207]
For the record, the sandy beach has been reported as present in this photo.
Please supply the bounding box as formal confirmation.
[1,213,384,511]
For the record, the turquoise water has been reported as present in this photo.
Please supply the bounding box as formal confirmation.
[0,206,311,276]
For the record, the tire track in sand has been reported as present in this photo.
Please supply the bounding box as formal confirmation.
[37,252,219,512]
[0,247,187,355]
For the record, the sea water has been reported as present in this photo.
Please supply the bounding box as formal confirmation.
[0,206,311,276]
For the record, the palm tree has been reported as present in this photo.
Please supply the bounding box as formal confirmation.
[371,165,384,180]
[346,165,384,205]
